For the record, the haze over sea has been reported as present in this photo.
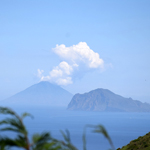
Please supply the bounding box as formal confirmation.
[4,105,150,150]
[1,1,150,149]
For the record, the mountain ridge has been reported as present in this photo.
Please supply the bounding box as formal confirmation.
[67,88,150,112]
[1,81,73,107]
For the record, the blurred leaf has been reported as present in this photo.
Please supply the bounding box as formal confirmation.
[21,112,33,120]
[0,107,16,116]
[0,107,30,149]
[83,124,115,150]
[32,132,52,150]
[0,135,26,149]
[92,125,115,150]
[92,125,109,138]
[82,126,87,150]
[0,106,114,150]
[60,130,78,150]
[0,117,27,135]
[60,130,69,143]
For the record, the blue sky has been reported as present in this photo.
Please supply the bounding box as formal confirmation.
[0,0,150,103]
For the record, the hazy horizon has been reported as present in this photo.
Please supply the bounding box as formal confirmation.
[0,0,150,104]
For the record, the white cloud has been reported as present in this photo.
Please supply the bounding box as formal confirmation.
[37,69,44,78]
[56,77,72,85]
[39,61,74,85]
[53,42,104,68]
[38,42,106,86]
[58,61,73,75]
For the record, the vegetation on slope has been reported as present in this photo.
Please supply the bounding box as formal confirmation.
[117,132,150,150]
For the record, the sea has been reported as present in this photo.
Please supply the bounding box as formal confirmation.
[1,106,150,150]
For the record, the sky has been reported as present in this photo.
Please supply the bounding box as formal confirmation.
[0,0,150,103]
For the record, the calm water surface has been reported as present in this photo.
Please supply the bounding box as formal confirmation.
[1,106,150,150]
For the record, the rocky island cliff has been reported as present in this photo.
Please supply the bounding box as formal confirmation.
[67,88,150,112]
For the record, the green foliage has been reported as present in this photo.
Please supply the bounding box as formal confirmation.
[0,107,31,150]
[117,132,150,150]
[82,125,115,150]
[0,106,115,150]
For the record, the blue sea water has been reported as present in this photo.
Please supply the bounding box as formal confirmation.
[1,106,150,150]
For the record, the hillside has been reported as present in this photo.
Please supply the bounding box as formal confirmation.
[67,88,150,112]
[1,81,73,107]
[117,132,150,150]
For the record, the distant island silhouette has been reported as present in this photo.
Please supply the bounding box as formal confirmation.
[67,88,150,112]
[1,81,73,107]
